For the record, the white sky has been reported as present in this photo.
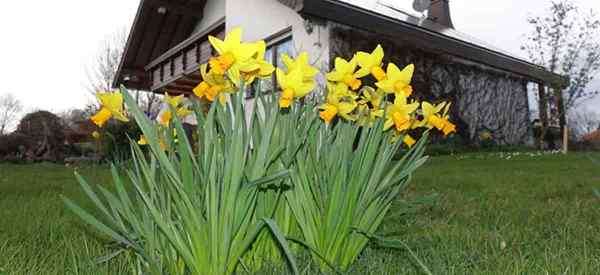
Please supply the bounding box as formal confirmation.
[0,0,598,113]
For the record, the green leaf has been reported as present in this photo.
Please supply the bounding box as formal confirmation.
[352,229,433,275]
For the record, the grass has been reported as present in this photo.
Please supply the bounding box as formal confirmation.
[1,152,600,274]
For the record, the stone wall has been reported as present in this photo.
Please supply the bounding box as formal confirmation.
[330,24,531,145]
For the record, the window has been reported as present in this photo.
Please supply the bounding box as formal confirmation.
[247,37,295,99]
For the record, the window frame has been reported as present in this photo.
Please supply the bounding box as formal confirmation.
[246,28,294,99]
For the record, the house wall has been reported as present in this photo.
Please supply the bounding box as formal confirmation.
[329,24,531,146]
[192,0,226,33]
[226,0,331,123]
[225,0,330,70]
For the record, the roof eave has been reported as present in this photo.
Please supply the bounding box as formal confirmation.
[113,0,148,90]
[299,0,569,88]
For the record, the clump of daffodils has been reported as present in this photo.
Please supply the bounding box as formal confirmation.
[79,27,460,275]
[320,44,456,146]
[90,28,455,147]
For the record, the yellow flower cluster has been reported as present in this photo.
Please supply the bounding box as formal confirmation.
[90,29,455,148]
[192,28,275,104]
[318,44,455,146]
[90,92,128,128]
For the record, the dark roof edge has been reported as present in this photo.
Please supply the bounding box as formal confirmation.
[300,0,569,88]
[113,0,148,89]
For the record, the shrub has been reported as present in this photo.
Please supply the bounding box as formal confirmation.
[16,110,64,147]
[0,133,32,161]
[15,110,66,161]
[100,120,142,162]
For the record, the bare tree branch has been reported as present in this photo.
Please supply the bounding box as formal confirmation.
[522,0,600,121]
[0,94,23,135]
[86,28,161,118]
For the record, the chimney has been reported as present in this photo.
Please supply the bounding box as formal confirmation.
[428,0,454,28]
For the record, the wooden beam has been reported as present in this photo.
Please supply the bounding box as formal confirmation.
[162,87,193,96]
[537,83,548,150]
[166,82,196,91]
[154,0,205,18]
[555,87,567,142]
[145,17,225,70]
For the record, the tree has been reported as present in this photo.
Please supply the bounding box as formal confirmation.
[16,110,65,161]
[522,0,600,122]
[87,28,160,117]
[0,93,23,135]
[58,104,96,128]
[568,108,600,139]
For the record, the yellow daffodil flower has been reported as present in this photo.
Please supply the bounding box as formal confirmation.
[281,52,319,81]
[137,135,148,145]
[356,103,384,128]
[403,134,416,147]
[193,64,235,105]
[358,86,385,109]
[327,56,362,90]
[354,87,385,127]
[375,63,414,97]
[439,102,456,136]
[240,40,275,85]
[159,93,193,127]
[158,111,172,127]
[91,92,129,127]
[138,133,171,151]
[276,68,315,108]
[384,94,419,132]
[319,83,358,124]
[419,101,456,136]
[208,28,261,85]
[356,45,386,81]
[390,132,417,147]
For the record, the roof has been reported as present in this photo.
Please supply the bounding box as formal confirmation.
[114,0,207,90]
[583,129,600,142]
[298,0,569,88]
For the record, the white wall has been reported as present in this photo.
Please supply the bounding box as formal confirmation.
[226,0,331,124]
[226,0,330,71]
[192,0,226,33]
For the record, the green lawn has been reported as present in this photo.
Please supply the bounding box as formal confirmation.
[1,152,600,274]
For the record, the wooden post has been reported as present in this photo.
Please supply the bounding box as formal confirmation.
[555,86,567,137]
[554,86,567,153]
[537,82,548,149]
[563,126,568,154]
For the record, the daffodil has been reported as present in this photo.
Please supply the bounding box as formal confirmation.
[281,52,319,81]
[137,135,148,145]
[403,135,416,147]
[159,93,193,127]
[91,92,129,127]
[355,104,383,128]
[239,40,275,85]
[390,132,417,147]
[358,86,385,109]
[384,94,419,132]
[193,64,235,105]
[356,45,386,81]
[375,63,414,97]
[276,68,315,108]
[419,101,456,136]
[327,56,362,90]
[319,83,357,124]
[438,102,456,136]
[138,133,172,151]
[208,28,260,85]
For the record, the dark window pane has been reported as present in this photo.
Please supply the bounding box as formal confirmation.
[275,39,295,69]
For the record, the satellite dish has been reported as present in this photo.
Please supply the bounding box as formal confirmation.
[412,0,431,12]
